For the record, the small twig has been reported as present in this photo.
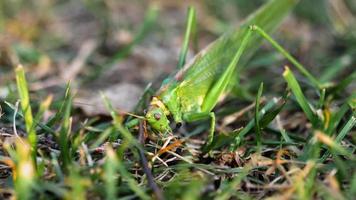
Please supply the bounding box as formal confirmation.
[245,182,292,190]
[154,156,169,167]
[12,100,25,145]
[152,137,183,163]
[12,100,20,138]
[81,143,94,167]
[138,121,164,200]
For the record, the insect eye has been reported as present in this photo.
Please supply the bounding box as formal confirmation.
[154,113,161,120]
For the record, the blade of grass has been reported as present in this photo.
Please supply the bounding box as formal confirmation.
[283,66,318,127]
[260,91,289,128]
[348,173,356,199]
[177,6,196,69]
[315,130,354,159]
[65,166,91,200]
[33,94,53,126]
[255,82,264,149]
[10,139,37,200]
[348,95,356,110]
[320,115,356,161]
[325,103,349,135]
[276,115,293,143]
[328,71,356,96]
[89,126,115,149]
[334,115,355,143]
[317,88,326,109]
[15,65,37,165]
[57,85,73,172]
[104,146,119,200]
[50,152,64,182]
[181,179,204,200]
[45,83,71,129]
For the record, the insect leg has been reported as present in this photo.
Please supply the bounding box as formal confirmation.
[250,25,321,89]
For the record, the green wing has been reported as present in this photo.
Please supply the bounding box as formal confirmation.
[174,0,299,113]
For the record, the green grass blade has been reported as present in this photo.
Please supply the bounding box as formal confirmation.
[180,179,204,200]
[278,128,293,144]
[15,141,37,200]
[260,91,289,128]
[317,88,326,109]
[348,173,356,199]
[283,66,318,127]
[33,95,52,127]
[348,94,356,110]
[45,82,72,129]
[90,126,115,149]
[335,115,355,143]
[15,65,37,164]
[255,82,264,149]
[50,153,64,182]
[325,103,349,135]
[329,71,356,96]
[104,146,119,200]
[58,85,73,172]
[316,130,354,160]
[65,166,90,200]
[177,6,196,69]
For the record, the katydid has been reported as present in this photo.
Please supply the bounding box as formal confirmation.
[144,0,301,144]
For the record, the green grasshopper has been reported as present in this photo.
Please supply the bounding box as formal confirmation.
[144,0,302,145]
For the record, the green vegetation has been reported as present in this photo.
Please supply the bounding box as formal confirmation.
[0,0,355,199]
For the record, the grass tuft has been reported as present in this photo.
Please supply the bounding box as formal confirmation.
[177,6,197,69]
[15,65,37,165]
